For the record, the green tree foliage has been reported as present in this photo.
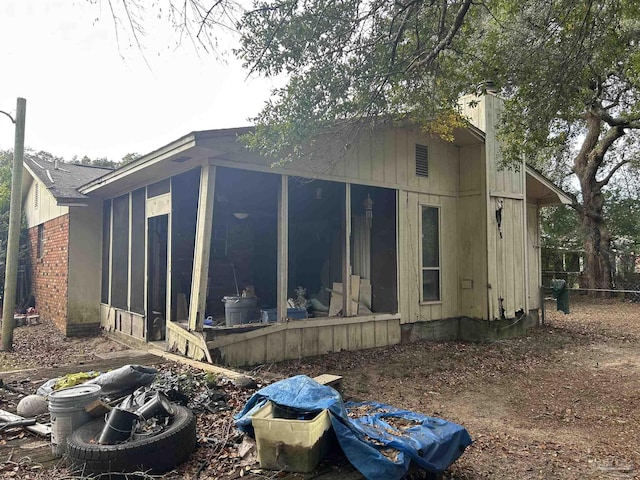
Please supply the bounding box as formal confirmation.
[103,0,640,290]
[541,206,582,252]
[236,0,477,160]
[605,180,640,277]
[121,152,140,165]
[236,0,640,290]
[0,150,30,308]
[478,0,640,290]
[70,155,118,168]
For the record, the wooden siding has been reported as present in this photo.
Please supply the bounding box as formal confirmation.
[527,203,541,309]
[484,95,524,195]
[459,144,484,193]
[457,195,487,318]
[461,94,528,320]
[483,95,527,319]
[23,177,68,228]
[208,315,401,367]
[487,197,527,319]
[67,200,102,328]
[202,127,462,195]
[398,192,459,323]
[461,94,523,195]
[146,193,171,217]
[201,125,475,329]
[100,304,146,339]
[459,93,486,132]
[458,144,488,318]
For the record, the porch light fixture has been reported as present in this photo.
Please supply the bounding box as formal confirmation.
[233,212,249,220]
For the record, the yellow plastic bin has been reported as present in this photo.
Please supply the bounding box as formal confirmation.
[251,401,332,473]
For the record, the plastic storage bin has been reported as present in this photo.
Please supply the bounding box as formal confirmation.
[251,401,332,473]
[287,307,308,319]
[260,308,308,323]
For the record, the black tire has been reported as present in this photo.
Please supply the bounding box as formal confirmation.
[66,405,196,476]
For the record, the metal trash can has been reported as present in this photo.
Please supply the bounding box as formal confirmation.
[223,296,258,326]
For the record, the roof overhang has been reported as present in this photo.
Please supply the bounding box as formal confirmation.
[79,132,198,196]
[79,128,255,198]
[55,198,90,207]
[21,162,36,205]
[78,122,486,198]
[452,124,485,147]
[525,166,573,206]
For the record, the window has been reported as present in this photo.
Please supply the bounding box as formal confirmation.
[101,200,111,303]
[147,179,170,198]
[37,224,44,259]
[421,206,440,302]
[130,188,146,314]
[110,194,130,310]
[415,144,429,177]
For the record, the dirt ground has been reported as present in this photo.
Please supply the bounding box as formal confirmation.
[262,298,640,479]
[1,297,639,479]
[0,321,128,372]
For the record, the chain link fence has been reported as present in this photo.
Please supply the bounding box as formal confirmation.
[542,283,640,335]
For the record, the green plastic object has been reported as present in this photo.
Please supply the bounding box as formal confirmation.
[551,279,570,314]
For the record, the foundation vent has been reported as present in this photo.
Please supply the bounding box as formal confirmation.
[415,144,429,177]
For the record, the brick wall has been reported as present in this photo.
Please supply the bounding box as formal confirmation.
[28,214,69,333]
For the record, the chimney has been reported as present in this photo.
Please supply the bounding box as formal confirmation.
[54,159,59,170]
[484,80,498,94]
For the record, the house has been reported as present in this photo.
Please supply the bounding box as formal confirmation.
[21,156,113,336]
[21,93,572,366]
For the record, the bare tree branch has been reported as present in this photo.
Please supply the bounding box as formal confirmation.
[437,0,448,39]
[404,0,473,73]
[596,158,631,189]
[245,2,295,77]
[196,0,225,38]
[593,124,626,160]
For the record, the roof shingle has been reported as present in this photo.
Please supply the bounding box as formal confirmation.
[24,154,113,204]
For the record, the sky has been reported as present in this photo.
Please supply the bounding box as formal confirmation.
[0,0,279,162]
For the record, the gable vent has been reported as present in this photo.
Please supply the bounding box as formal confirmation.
[415,144,429,177]
[34,183,39,209]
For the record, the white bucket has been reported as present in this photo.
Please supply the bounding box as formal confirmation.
[48,384,102,456]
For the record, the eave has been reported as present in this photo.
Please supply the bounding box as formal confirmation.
[525,166,573,206]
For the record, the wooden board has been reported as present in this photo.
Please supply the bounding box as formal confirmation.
[328,282,343,317]
[329,282,362,317]
[359,279,372,309]
[148,349,242,379]
[313,374,343,393]
[0,409,51,436]
[350,275,360,305]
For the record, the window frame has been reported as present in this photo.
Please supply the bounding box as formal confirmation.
[419,204,442,304]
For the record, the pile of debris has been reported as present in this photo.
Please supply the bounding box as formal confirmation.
[1,361,472,480]
[0,362,268,478]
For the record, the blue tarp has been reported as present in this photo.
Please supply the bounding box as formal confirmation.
[235,375,472,480]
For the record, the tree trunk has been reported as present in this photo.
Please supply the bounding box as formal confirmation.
[573,112,618,294]
[578,195,612,292]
